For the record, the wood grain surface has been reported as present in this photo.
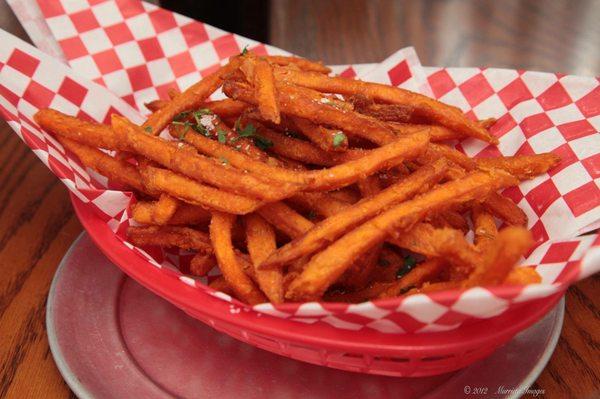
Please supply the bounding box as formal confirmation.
[0,1,598,398]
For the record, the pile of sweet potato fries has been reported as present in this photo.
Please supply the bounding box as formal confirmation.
[34,51,560,305]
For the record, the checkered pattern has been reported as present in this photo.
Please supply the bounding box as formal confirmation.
[2,1,599,335]
[421,66,600,241]
[35,0,290,111]
[360,47,433,96]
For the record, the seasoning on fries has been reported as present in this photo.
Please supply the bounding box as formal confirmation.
[33,51,561,305]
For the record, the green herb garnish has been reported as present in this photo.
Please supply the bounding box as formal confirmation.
[144,126,153,133]
[254,135,273,150]
[217,129,228,144]
[219,156,229,165]
[307,210,317,220]
[241,45,249,55]
[332,131,346,147]
[232,118,273,150]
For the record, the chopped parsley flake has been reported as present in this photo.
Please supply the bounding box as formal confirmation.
[217,129,228,144]
[307,210,317,220]
[241,45,249,55]
[144,126,153,133]
[233,117,273,150]
[219,156,229,165]
[332,131,346,147]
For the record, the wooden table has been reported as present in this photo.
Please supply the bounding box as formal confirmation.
[0,1,598,398]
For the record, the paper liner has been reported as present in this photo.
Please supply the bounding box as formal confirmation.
[1,0,599,334]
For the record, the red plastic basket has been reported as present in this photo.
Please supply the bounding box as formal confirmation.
[71,194,563,377]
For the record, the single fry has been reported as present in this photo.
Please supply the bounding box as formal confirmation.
[264,55,331,73]
[35,109,127,151]
[258,202,314,238]
[254,58,281,124]
[127,226,213,253]
[210,212,267,304]
[208,276,235,296]
[377,259,446,298]
[286,169,518,300]
[244,213,283,303]
[290,116,349,152]
[132,201,211,225]
[57,137,146,193]
[472,204,498,249]
[189,253,216,277]
[476,153,561,180]
[139,164,263,215]
[388,122,464,142]
[151,194,179,225]
[272,68,498,144]
[504,266,541,285]
[289,192,350,217]
[261,160,449,269]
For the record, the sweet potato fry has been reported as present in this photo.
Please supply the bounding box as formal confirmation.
[143,58,241,135]
[290,116,348,152]
[244,213,283,303]
[272,68,498,144]
[35,109,127,151]
[354,102,415,122]
[112,115,301,201]
[476,153,561,180]
[223,80,397,145]
[132,201,211,225]
[175,124,429,191]
[189,253,216,277]
[377,259,446,298]
[254,58,281,124]
[139,164,263,215]
[466,226,533,286]
[288,192,350,217]
[127,226,213,253]
[389,223,479,272]
[258,202,314,238]
[57,137,146,193]
[208,276,235,296]
[261,160,449,269]
[504,266,541,285]
[210,212,267,304]
[472,204,497,248]
[147,98,249,118]
[145,99,168,112]
[151,194,179,225]
[388,122,464,142]
[285,169,518,300]
[264,55,331,73]
[482,193,528,226]
[421,144,528,226]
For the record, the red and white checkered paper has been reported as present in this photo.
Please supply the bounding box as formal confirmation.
[2,0,599,334]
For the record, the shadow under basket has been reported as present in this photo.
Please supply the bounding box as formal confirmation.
[72,193,563,377]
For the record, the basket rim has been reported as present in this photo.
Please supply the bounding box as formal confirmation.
[70,193,564,353]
